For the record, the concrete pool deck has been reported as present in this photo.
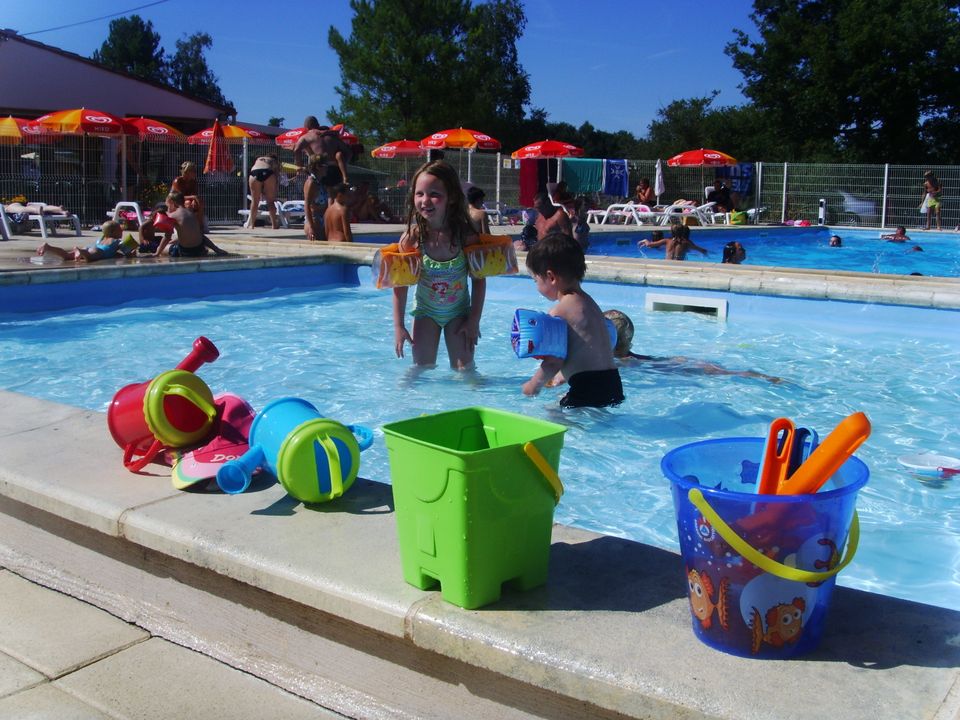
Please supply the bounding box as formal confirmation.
[1,225,960,718]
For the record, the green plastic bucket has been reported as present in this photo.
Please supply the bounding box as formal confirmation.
[382,407,566,609]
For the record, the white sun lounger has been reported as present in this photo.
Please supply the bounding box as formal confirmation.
[587,202,665,225]
[657,201,717,226]
[0,203,82,240]
[106,201,147,226]
[238,198,289,228]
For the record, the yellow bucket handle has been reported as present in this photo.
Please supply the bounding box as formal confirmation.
[523,442,563,505]
[164,384,218,422]
[688,487,859,583]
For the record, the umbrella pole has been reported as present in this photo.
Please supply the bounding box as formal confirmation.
[121,137,127,202]
[495,152,501,212]
[81,135,86,224]
[467,150,472,182]
[242,138,249,211]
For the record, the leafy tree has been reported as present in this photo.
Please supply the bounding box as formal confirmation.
[91,15,168,84]
[328,0,530,149]
[168,32,230,108]
[646,94,724,159]
[726,0,960,162]
[268,117,285,127]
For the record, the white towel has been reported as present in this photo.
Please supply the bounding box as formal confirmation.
[920,193,930,214]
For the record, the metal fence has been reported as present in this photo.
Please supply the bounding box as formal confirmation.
[1,134,956,231]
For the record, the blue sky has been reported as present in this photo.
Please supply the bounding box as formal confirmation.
[5,0,757,138]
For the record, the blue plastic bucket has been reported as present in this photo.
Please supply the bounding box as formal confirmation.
[216,397,373,503]
[662,437,868,658]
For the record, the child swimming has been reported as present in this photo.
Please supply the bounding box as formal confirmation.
[604,309,782,383]
[392,160,486,370]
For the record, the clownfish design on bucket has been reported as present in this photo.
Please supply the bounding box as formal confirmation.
[687,568,730,630]
[750,598,805,654]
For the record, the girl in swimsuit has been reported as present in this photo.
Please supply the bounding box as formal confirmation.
[392,160,486,370]
[246,155,280,229]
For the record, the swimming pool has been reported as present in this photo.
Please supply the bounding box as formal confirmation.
[596,226,960,277]
[1,266,958,611]
[356,227,960,277]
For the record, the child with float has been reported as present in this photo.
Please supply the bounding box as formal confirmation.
[518,232,624,408]
[373,160,519,370]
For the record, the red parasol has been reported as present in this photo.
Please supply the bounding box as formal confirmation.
[0,116,55,143]
[202,119,234,174]
[421,127,500,151]
[122,116,185,141]
[510,139,584,159]
[667,148,737,167]
[36,107,130,136]
[370,139,426,159]
[188,123,266,144]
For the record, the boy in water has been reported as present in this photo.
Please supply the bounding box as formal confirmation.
[638,223,707,260]
[522,232,624,408]
[881,226,910,243]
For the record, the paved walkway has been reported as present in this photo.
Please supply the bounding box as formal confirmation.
[0,570,343,718]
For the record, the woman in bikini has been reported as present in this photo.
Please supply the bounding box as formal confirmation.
[246,155,280,229]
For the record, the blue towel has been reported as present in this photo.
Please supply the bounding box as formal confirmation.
[561,159,603,193]
[717,163,754,194]
[603,159,629,196]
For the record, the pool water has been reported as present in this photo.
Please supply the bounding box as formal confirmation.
[359,227,960,277]
[1,274,958,610]
[592,227,960,277]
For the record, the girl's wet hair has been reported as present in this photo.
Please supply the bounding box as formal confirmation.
[405,160,472,251]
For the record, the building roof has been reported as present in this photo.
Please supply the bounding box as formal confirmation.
[0,29,234,131]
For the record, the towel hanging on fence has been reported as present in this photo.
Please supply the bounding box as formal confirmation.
[561,158,603,194]
[519,159,549,207]
[602,159,629,197]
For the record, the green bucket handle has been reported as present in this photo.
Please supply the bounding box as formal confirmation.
[687,487,860,583]
[523,442,563,504]
[164,384,219,423]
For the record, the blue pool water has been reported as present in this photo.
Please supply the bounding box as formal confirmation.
[596,227,960,277]
[1,268,958,610]
[358,227,960,277]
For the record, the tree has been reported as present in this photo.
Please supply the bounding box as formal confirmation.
[726,0,960,162]
[91,15,168,85]
[268,117,285,127]
[168,32,229,108]
[328,0,531,148]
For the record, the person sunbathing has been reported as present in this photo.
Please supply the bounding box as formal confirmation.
[5,202,70,215]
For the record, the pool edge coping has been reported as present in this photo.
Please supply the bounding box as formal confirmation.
[2,240,959,310]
